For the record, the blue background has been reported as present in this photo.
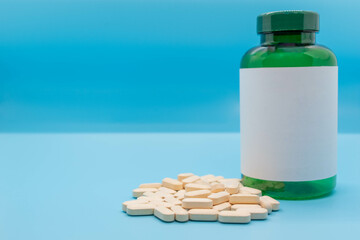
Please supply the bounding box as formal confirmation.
[1,1,360,240]
[0,0,359,132]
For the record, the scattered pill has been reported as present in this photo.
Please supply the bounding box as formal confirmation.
[185,183,211,192]
[210,183,225,193]
[132,188,158,198]
[231,204,262,211]
[126,204,155,216]
[139,183,162,189]
[240,187,262,196]
[260,196,280,211]
[182,198,213,209]
[259,199,272,214]
[177,173,194,181]
[225,182,240,194]
[214,176,224,181]
[241,207,268,220]
[162,178,183,191]
[174,190,185,200]
[154,206,175,222]
[208,191,230,205]
[185,190,211,198]
[189,209,218,221]
[164,196,182,205]
[171,206,189,222]
[229,194,260,204]
[182,175,200,185]
[158,187,176,194]
[213,202,231,211]
[218,210,251,223]
[122,199,149,212]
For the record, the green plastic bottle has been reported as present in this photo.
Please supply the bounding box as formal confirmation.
[240,11,337,200]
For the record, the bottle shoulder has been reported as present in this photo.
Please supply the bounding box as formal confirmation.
[241,44,337,68]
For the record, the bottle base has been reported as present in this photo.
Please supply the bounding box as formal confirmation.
[242,175,336,200]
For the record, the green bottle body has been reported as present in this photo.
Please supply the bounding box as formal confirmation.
[240,32,337,200]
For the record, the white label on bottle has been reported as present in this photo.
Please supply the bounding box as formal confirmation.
[240,66,338,182]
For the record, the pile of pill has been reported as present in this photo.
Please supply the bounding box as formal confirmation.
[122,173,280,223]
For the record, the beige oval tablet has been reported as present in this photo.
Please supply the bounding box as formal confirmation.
[185,183,211,192]
[240,187,262,196]
[122,199,149,212]
[182,198,213,209]
[132,188,158,198]
[218,210,251,223]
[260,196,280,210]
[178,173,194,181]
[162,178,183,191]
[259,199,272,214]
[210,183,225,193]
[244,207,268,220]
[171,206,189,222]
[154,206,175,222]
[188,209,218,221]
[231,204,262,211]
[229,194,260,204]
[139,183,162,189]
[182,175,200,185]
[208,191,230,205]
[213,202,231,211]
[126,204,155,216]
[184,190,211,198]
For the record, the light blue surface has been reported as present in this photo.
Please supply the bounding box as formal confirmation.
[1,133,359,240]
[0,0,359,132]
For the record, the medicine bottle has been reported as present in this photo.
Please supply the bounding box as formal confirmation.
[240,11,337,199]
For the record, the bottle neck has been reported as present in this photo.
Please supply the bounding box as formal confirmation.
[260,31,316,46]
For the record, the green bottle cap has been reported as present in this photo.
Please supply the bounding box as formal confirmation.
[257,10,319,34]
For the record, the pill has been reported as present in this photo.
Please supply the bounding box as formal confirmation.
[200,174,215,180]
[178,173,194,181]
[122,199,149,212]
[171,206,189,222]
[194,179,211,185]
[260,196,280,210]
[126,203,155,216]
[218,210,251,223]
[154,206,175,222]
[213,202,231,211]
[164,196,182,205]
[225,182,240,194]
[214,176,224,182]
[158,187,176,194]
[132,188,158,198]
[231,204,262,211]
[182,198,213,209]
[259,199,272,214]
[240,207,268,220]
[184,190,211,198]
[208,191,230,205]
[240,187,262,196]
[174,190,185,200]
[188,209,218,221]
[182,175,200,185]
[162,178,183,191]
[139,183,162,189]
[185,183,211,192]
[142,191,157,197]
[210,183,225,193]
[137,196,162,202]
[219,178,241,184]
[229,194,260,204]
[154,202,174,208]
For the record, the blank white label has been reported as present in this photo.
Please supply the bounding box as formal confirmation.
[240,66,338,181]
